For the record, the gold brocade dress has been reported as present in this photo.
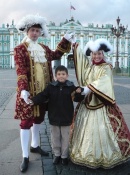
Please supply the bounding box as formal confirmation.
[70,44,130,169]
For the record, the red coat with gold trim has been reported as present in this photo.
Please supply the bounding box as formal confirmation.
[14,38,71,120]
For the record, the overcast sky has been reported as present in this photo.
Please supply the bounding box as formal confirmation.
[0,0,130,29]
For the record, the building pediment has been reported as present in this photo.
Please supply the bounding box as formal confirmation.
[62,22,81,27]
[60,17,82,30]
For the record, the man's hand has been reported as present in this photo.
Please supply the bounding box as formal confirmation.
[20,90,30,104]
[64,31,76,43]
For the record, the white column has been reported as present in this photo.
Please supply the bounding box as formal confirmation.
[51,60,54,68]
[9,29,14,68]
[64,54,67,67]
[124,57,127,68]
[60,33,66,67]
[125,35,128,54]
[125,35,128,68]
[88,32,93,41]
[80,33,84,50]
[50,32,55,68]
[51,32,55,50]
[113,36,117,67]
[61,56,65,66]
[18,32,21,44]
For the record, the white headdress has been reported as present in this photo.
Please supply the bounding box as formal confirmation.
[84,38,113,56]
[17,14,48,37]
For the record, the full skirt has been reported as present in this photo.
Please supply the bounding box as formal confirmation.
[70,103,130,169]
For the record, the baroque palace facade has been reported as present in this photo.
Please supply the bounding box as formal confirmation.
[0,17,130,71]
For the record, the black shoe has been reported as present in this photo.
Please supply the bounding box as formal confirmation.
[61,158,68,165]
[30,146,49,156]
[20,157,29,172]
[53,156,61,165]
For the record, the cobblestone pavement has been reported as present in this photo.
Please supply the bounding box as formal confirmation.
[0,69,16,107]
[0,69,130,175]
[40,116,130,175]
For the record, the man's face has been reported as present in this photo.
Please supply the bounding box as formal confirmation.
[55,71,68,82]
[27,27,41,41]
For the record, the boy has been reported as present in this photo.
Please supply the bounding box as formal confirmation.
[28,65,83,165]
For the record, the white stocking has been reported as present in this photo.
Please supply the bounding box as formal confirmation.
[20,129,30,158]
[31,124,40,148]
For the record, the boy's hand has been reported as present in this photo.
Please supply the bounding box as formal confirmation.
[75,88,81,93]
[75,87,84,93]
[27,98,34,105]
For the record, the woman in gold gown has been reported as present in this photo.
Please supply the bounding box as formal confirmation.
[70,38,130,169]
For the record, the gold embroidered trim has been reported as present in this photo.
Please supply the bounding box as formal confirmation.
[17,75,27,81]
[70,156,130,169]
[73,43,80,85]
[23,42,40,117]
[88,84,115,104]
[86,103,104,110]
[108,110,130,156]
[57,43,71,53]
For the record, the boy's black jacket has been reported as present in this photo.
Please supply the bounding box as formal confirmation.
[32,80,84,126]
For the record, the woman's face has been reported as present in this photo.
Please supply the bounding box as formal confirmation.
[27,27,41,41]
[92,50,104,63]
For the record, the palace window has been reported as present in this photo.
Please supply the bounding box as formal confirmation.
[4,35,7,41]
[4,43,7,51]
[15,42,17,46]
[14,33,17,38]
[0,43,2,51]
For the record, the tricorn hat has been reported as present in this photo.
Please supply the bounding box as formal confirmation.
[84,38,113,56]
[17,14,48,37]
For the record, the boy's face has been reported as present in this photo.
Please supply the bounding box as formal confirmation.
[55,71,68,82]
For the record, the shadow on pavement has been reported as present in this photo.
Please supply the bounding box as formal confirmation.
[55,159,130,175]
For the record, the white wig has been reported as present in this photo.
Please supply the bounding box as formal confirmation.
[84,38,113,56]
[17,14,48,37]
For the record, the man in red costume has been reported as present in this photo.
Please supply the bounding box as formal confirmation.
[14,14,73,172]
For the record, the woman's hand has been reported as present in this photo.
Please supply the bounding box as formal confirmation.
[81,86,91,95]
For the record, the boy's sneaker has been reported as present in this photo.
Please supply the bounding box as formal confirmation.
[61,158,68,165]
[53,156,61,165]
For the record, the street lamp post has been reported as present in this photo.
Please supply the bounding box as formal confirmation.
[111,16,126,73]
